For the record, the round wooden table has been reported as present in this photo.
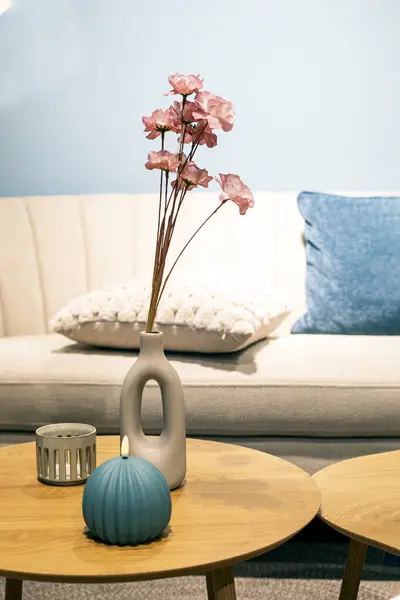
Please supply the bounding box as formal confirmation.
[314,450,400,600]
[0,437,320,600]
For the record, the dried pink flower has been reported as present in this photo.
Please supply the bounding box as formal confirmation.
[165,73,204,96]
[173,161,213,191]
[193,91,235,132]
[142,108,178,139]
[170,100,199,126]
[145,150,180,172]
[189,119,218,148]
[216,173,254,215]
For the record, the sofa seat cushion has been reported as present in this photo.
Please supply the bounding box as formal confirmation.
[0,333,399,437]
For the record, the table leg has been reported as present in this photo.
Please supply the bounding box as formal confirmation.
[5,579,23,600]
[206,566,236,600]
[339,539,368,600]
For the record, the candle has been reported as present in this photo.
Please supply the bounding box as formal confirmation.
[82,436,172,545]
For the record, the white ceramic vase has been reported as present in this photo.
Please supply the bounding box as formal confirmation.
[119,331,186,490]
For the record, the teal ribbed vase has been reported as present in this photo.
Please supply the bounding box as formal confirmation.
[82,454,171,545]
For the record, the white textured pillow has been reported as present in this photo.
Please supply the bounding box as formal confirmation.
[50,277,291,353]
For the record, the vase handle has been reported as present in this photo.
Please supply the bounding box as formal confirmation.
[120,357,186,490]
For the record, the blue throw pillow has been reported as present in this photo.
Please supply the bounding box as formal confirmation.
[292,191,400,335]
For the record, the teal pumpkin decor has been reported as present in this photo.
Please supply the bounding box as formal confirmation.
[82,437,171,545]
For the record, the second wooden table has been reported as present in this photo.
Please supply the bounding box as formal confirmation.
[314,450,400,600]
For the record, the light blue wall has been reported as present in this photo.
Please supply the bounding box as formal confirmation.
[0,0,399,196]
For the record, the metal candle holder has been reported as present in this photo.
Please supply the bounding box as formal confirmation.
[36,423,96,486]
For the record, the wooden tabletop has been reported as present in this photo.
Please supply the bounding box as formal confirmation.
[314,450,400,556]
[0,437,320,583]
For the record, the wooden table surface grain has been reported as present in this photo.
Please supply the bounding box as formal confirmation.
[314,450,400,556]
[0,437,320,583]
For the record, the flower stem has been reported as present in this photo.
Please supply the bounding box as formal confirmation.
[164,170,169,213]
[146,101,209,333]
[155,200,228,312]
[146,188,177,332]
[150,156,164,292]
[170,184,189,234]
[189,121,208,159]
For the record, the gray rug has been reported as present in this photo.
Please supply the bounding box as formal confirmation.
[0,576,396,600]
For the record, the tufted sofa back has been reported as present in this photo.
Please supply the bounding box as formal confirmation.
[1,190,391,337]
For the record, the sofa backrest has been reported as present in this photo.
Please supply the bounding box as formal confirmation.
[0,190,396,336]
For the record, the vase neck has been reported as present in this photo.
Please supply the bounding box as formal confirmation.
[140,331,164,355]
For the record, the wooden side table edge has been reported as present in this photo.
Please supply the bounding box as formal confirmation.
[316,513,400,558]
[0,511,320,585]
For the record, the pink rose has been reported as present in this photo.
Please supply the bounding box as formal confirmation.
[183,120,217,148]
[165,73,204,96]
[173,161,213,191]
[193,91,235,132]
[216,173,254,215]
[145,150,180,172]
[142,108,178,139]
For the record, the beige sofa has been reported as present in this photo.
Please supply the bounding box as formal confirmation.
[0,191,399,473]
